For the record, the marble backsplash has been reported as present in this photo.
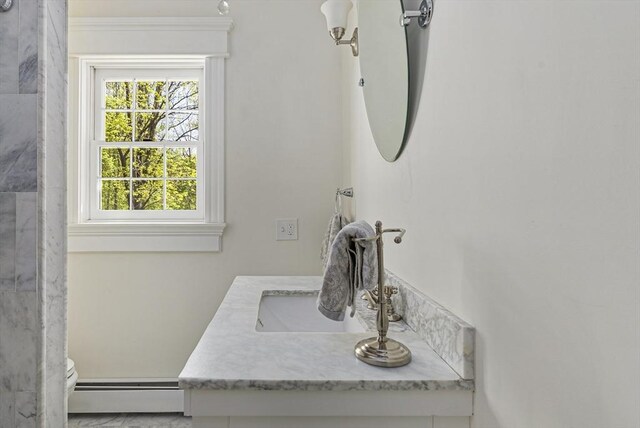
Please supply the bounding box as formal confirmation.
[386,271,475,380]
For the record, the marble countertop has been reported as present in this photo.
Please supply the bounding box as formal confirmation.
[178,276,474,392]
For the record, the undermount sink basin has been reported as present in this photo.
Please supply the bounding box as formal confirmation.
[256,291,365,333]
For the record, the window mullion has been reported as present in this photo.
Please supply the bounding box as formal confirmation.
[131,79,136,211]
[163,144,167,210]
[164,79,169,211]
[129,145,133,211]
[132,79,137,143]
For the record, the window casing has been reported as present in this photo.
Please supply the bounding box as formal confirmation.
[69,57,227,252]
[68,17,231,252]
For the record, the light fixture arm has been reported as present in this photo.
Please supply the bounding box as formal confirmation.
[400,0,433,28]
[1,0,13,12]
[333,27,359,57]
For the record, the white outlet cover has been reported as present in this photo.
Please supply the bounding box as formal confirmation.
[276,218,298,241]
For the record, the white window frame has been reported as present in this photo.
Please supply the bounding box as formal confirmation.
[91,65,205,221]
[67,18,232,252]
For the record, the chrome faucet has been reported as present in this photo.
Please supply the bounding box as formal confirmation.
[362,286,402,322]
[361,289,378,309]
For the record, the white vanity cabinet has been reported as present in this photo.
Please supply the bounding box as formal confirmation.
[179,277,474,428]
[184,390,472,428]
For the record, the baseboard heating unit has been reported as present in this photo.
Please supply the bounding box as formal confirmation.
[68,379,184,414]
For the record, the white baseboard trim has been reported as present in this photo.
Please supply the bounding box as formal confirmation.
[68,379,184,414]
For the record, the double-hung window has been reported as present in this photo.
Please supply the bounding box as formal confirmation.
[70,58,226,252]
[68,18,231,252]
[93,67,203,220]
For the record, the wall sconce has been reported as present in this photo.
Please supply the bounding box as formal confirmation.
[400,0,434,28]
[320,0,358,57]
[1,0,13,12]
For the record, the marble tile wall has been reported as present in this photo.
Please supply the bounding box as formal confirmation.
[41,0,68,425]
[0,0,67,426]
[0,1,40,426]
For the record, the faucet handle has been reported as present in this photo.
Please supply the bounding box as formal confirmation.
[383,285,398,297]
[361,289,379,310]
[361,287,402,322]
[361,288,378,299]
[382,286,402,322]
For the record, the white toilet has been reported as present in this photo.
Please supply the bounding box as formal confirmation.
[67,359,78,396]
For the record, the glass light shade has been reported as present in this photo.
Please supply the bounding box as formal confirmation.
[320,0,353,31]
[217,0,230,15]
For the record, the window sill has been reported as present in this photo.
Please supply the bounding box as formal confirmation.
[68,222,226,253]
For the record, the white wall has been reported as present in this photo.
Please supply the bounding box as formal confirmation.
[344,1,639,428]
[68,0,343,379]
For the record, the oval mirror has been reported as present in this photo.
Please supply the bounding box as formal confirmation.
[358,0,410,162]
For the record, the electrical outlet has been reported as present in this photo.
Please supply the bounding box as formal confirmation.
[276,218,298,241]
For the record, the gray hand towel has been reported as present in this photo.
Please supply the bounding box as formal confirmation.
[317,221,378,321]
[321,212,349,268]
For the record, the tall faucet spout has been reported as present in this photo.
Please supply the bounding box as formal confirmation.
[361,289,378,309]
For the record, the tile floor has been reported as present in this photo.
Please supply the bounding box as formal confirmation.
[68,413,192,427]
